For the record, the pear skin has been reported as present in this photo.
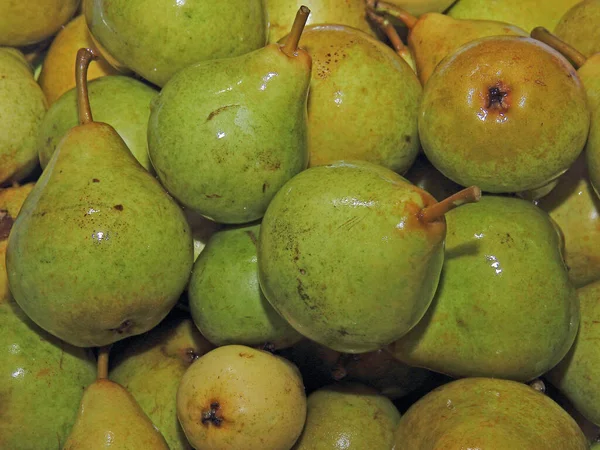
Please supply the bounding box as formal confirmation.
[581,54,600,198]
[555,0,600,58]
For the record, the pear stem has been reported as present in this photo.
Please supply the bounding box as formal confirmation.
[75,47,99,126]
[530,27,587,70]
[366,0,418,29]
[419,186,482,223]
[366,9,411,60]
[282,5,311,57]
[97,345,111,380]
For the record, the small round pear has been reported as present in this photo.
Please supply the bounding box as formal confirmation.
[177,345,307,450]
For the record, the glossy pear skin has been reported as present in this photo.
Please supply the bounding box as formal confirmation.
[0,48,47,186]
[0,301,96,449]
[63,379,169,449]
[394,378,588,449]
[582,54,600,197]
[148,44,310,224]
[7,123,193,347]
[548,281,600,427]
[389,196,579,381]
[555,0,600,58]
[258,161,445,353]
[292,383,401,450]
[37,75,158,173]
[291,25,421,174]
[420,36,590,193]
[110,313,214,450]
[84,0,267,86]
[177,345,307,450]
[407,14,527,85]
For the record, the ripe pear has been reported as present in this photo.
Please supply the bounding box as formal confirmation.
[148,8,312,224]
[388,195,579,381]
[110,312,214,450]
[177,344,307,450]
[258,160,481,353]
[84,0,267,86]
[64,346,169,449]
[189,223,303,349]
[0,48,47,186]
[37,74,158,173]
[281,24,421,174]
[38,15,118,105]
[420,35,590,194]
[394,377,588,448]
[6,49,193,347]
[0,0,80,47]
[292,382,401,449]
[555,0,600,58]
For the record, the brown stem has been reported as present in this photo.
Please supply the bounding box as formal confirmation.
[282,5,311,57]
[97,345,111,380]
[76,47,99,126]
[530,27,587,70]
[419,186,482,223]
[366,8,411,59]
[367,0,418,29]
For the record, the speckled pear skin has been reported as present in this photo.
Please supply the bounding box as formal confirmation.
[148,44,310,224]
[388,195,579,381]
[555,0,600,58]
[581,54,600,197]
[37,75,158,173]
[6,123,193,347]
[547,281,600,427]
[84,0,267,86]
[0,300,96,450]
[258,160,446,353]
[394,378,588,449]
[189,223,303,349]
[292,382,401,450]
[420,36,590,193]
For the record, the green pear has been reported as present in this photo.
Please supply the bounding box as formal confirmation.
[547,281,600,427]
[394,377,588,448]
[280,24,421,174]
[84,0,267,86]
[0,0,80,46]
[110,312,214,450]
[189,223,303,349]
[404,154,462,201]
[177,344,307,450]
[555,0,600,58]
[420,35,590,194]
[0,47,47,186]
[64,346,169,449]
[37,75,158,173]
[258,160,481,353]
[292,382,401,449]
[382,0,456,16]
[148,8,311,224]
[389,195,579,381]
[447,0,581,32]
[6,49,193,347]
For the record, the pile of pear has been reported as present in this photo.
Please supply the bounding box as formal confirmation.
[2,0,600,448]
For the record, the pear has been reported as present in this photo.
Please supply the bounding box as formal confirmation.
[555,0,600,58]
[447,0,581,33]
[258,160,481,353]
[37,74,158,173]
[177,344,307,450]
[38,15,118,105]
[0,0,80,46]
[292,382,401,449]
[64,346,169,449]
[148,8,312,224]
[394,378,588,448]
[189,223,303,349]
[280,24,421,174]
[84,0,267,86]
[110,312,214,450]
[419,35,590,194]
[0,47,47,186]
[382,0,456,16]
[6,48,193,347]
[368,1,527,85]
[388,195,579,381]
